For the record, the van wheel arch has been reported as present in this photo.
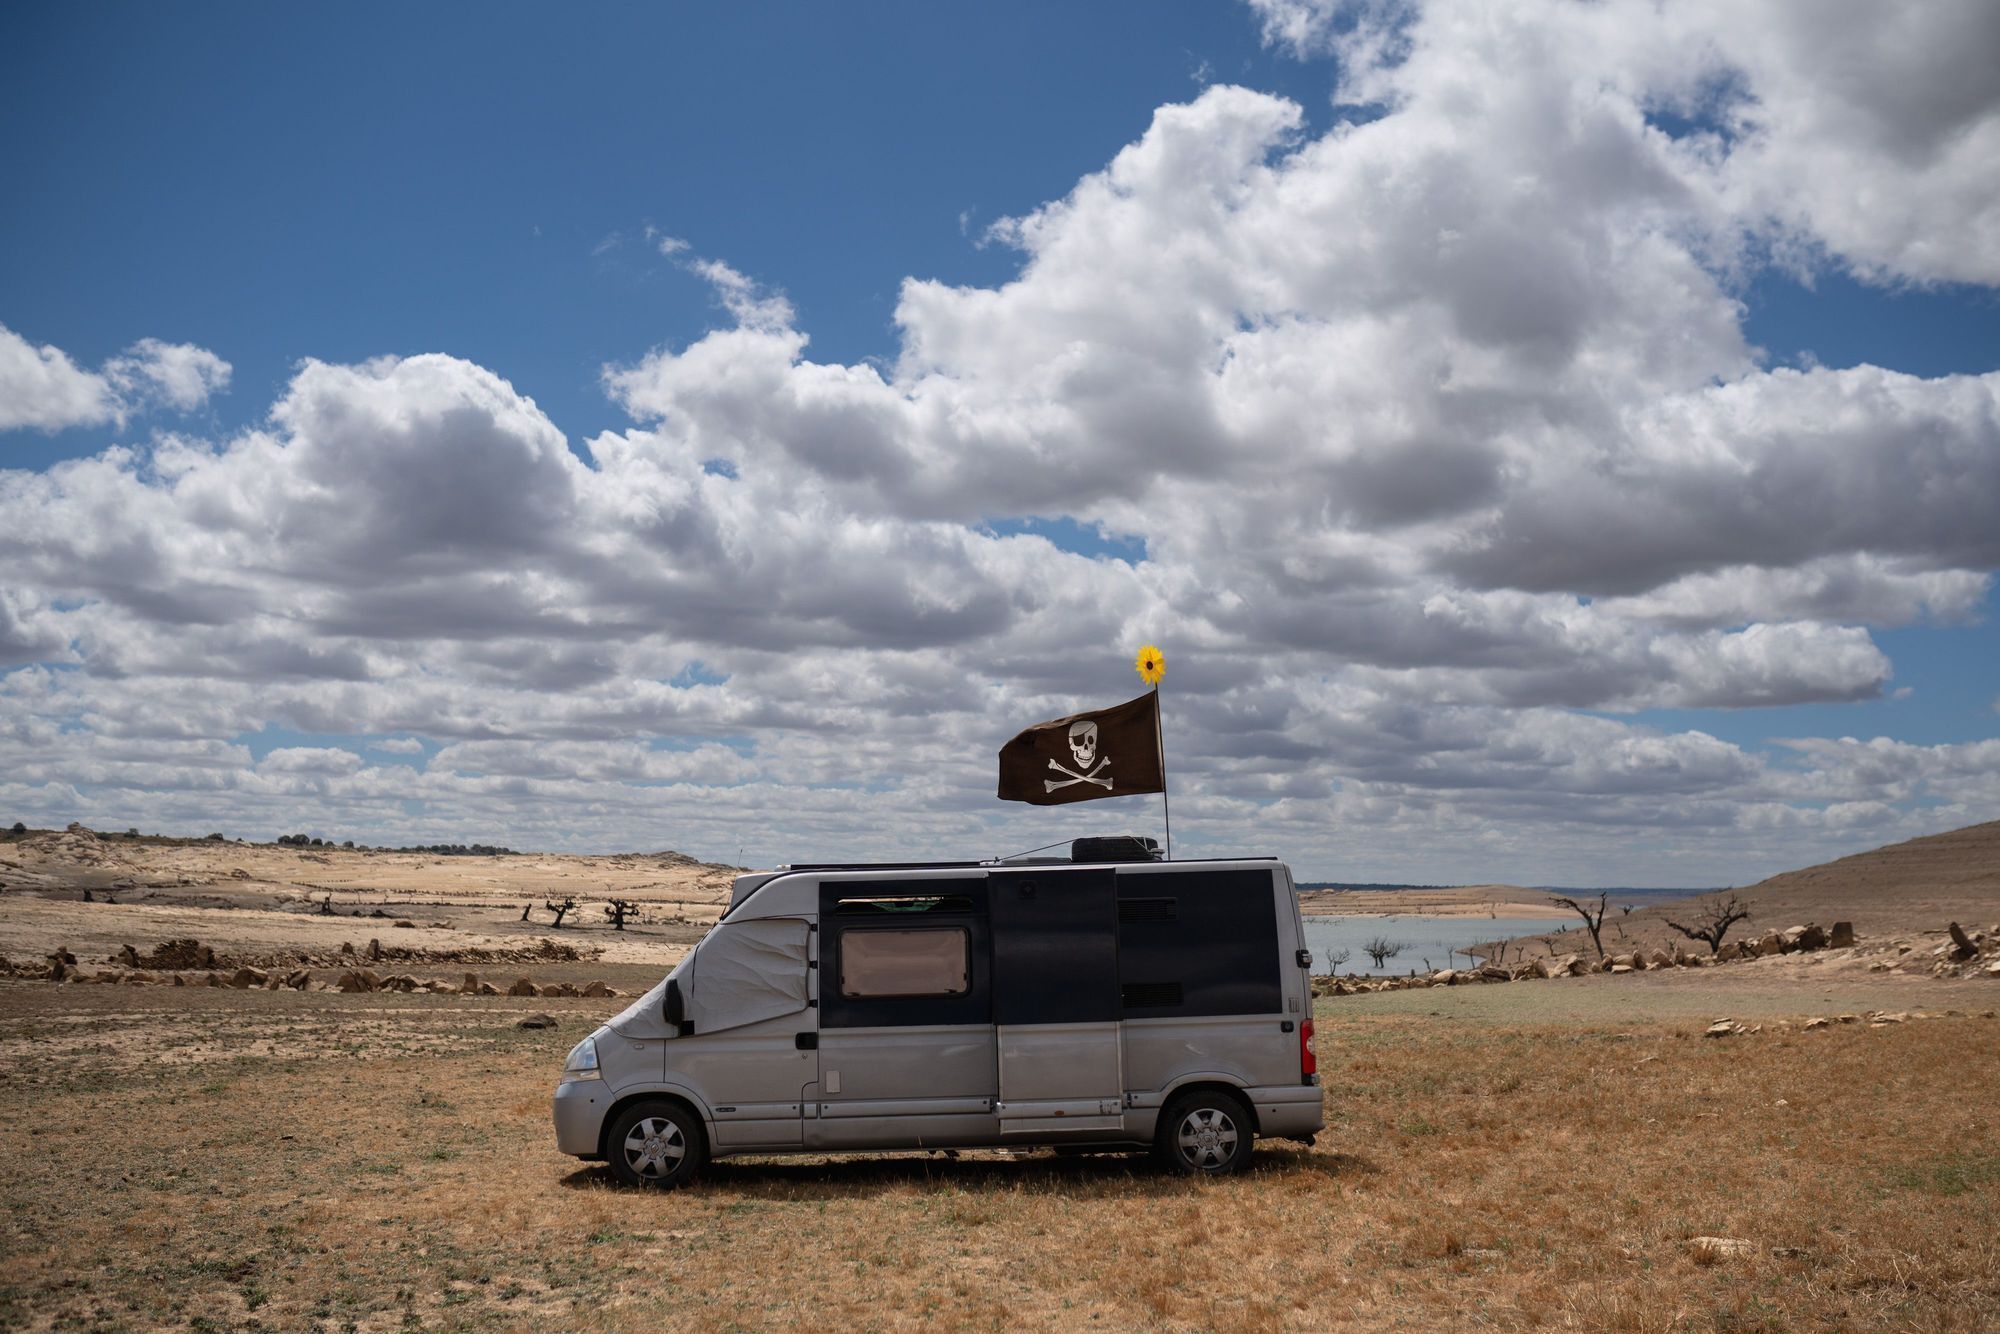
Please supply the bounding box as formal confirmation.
[597,1091,709,1162]
[1159,1079,1260,1136]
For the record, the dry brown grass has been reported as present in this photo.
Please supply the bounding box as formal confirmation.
[2,981,1995,1331]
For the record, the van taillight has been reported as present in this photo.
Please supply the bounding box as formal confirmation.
[1299,1016,1316,1080]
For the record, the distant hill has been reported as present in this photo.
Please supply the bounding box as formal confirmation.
[1511,820,2000,957]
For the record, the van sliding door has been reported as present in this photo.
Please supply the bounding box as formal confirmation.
[986,869,1123,1134]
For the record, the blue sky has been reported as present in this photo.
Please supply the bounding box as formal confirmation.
[2,1,1996,882]
[3,4,1329,462]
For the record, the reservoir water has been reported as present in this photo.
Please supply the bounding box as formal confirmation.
[1301,914,1561,976]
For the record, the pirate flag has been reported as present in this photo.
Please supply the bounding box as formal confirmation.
[998,691,1165,805]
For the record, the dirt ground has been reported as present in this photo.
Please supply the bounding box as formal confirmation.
[0,828,732,975]
[0,971,1994,1330]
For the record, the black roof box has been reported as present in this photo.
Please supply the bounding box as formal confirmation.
[1071,835,1163,863]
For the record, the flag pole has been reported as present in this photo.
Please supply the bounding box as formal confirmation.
[1154,684,1172,860]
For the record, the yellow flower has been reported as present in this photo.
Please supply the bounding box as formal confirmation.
[1134,644,1165,686]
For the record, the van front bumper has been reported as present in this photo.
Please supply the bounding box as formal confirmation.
[552,1079,609,1159]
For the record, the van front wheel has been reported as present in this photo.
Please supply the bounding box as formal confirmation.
[1155,1090,1253,1176]
[607,1100,706,1190]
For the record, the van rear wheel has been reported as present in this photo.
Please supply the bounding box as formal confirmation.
[1155,1090,1253,1176]
[606,1100,706,1190]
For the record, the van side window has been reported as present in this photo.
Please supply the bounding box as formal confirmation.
[1115,869,1280,1016]
[838,928,970,998]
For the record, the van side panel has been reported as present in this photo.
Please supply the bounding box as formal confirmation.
[813,1023,997,1148]
[657,1011,815,1149]
[988,870,1124,1132]
[814,880,998,1147]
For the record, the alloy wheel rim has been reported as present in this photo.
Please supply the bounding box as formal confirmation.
[1175,1107,1239,1170]
[623,1116,686,1178]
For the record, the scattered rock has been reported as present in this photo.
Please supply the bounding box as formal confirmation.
[138,940,219,970]
[1704,1020,1741,1038]
[1802,1017,1831,1031]
[1829,921,1855,948]
[517,1013,558,1030]
[581,980,614,998]
[1610,963,1634,974]
[392,920,416,929]
[228,967,268,989]
[508,978,540,997]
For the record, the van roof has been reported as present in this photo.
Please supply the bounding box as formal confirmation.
[778,855,1277,871]
[728,855,1283,916]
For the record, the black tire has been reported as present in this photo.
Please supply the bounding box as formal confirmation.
[1154,1089,1254,1176]
[605,1099,706,1190]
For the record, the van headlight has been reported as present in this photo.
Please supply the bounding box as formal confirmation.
[561,1035,601,1083]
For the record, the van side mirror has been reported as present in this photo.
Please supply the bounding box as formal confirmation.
[663,976,687,1030]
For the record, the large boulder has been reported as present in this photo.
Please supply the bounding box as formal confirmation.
[581,980,614,998]
[228,967,268,989]
[1795,925,1828,951]
[508,977,540,997]
[1645,949,1674,970]
[1829,921,1856,948]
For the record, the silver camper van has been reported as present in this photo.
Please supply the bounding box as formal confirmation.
[552,844,1323,1187]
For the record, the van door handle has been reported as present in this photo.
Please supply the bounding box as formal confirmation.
[795,1032,818,1050]
[1296,949,1313,968]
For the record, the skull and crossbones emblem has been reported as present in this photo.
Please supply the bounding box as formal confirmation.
[1046,720,1112,793]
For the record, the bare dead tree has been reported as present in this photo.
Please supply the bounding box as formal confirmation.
[1552,892,1611,958]
[1323,948,1352,974]
[544,896,578,928]
[604,899,639,931]
[1664,893,1752,956]
[317,894,335,916]
[1362,936,1405,968]
[520,903,532,922]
